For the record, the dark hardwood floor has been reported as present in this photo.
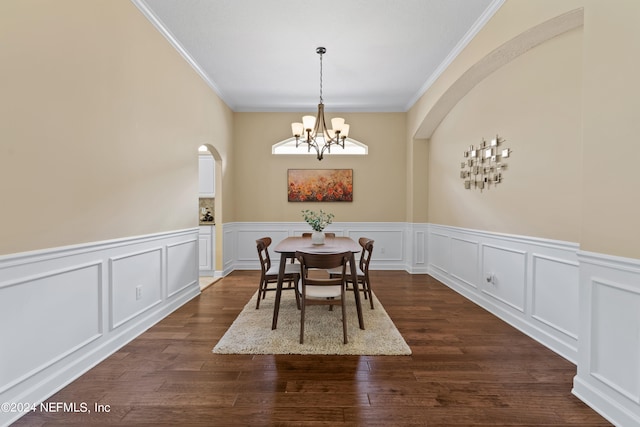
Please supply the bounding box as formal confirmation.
[14,271,611,426]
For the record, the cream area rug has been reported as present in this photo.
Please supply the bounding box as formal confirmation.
[212,290,412,355]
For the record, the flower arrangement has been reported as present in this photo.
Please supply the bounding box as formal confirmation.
[301,209,334,232]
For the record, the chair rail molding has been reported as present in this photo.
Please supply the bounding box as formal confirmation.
[0,228,200,427]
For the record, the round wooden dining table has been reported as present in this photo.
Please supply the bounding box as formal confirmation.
[272,236,365,330]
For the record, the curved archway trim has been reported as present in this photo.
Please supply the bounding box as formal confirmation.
[414,8,584,140]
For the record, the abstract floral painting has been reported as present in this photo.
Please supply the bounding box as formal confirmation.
[287,169,353,202]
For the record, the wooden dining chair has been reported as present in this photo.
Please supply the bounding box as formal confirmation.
[330,237,375,309]
[295,251,351,344]
[255,237,300,309]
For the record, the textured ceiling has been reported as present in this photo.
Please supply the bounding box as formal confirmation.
[135,0,500,112]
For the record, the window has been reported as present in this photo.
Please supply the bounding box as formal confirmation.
[272,137,368,156]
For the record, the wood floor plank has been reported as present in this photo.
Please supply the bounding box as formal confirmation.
[13,271,611,426]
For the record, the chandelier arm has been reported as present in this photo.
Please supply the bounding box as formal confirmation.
[304,127,320,157]
[314,103,341,144]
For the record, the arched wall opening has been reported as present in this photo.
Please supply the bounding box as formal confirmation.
[198,144,224,279]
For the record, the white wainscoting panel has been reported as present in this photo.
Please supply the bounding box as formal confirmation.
[167,239,198,297]
[591,279,640,401]
[408,223,429,274]
[481,244,527,313]
[110,248,163,329]
[532,254,579,341]
[237,228,290,263]
[223,226,236,276]
[427,224,580,363]
[449,237,479,289]
[0,228,200,427]
[428,231,450,275]
[573,251,640,427]
[414,230,426,267]
[225,222,411,272]
[353,229,402,261]
[0,263,102,395]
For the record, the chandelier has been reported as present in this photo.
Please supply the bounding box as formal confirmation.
[291,47,350,161]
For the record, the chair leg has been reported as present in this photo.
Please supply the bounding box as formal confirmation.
[256,279,264,309]
[364,276,374,309]
[341,297,348,344]
[294,276,301,310]
[300,301,305,344]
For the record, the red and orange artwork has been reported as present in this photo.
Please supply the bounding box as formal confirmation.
[287,169,353,202]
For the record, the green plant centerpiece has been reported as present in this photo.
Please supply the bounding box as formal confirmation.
[301,209,334,245]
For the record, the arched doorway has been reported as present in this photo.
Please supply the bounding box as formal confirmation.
[198,144,223,288]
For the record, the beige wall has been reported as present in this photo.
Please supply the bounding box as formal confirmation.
[3,0,638,263]
[580,0,640,258]
[429,27,583,242]
[405,138,429,223]
[233,112,406,223]
[409,0,640,259]
[0,0,233,256]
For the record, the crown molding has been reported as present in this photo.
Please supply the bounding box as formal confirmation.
[130,0,234,109]
[404,0,505,111]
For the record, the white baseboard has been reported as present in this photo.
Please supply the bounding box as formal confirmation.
[0,229,200,427]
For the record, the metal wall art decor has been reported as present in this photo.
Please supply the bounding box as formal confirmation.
[460,135,511,191]
[287,169,353,202]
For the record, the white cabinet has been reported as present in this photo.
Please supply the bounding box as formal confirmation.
[198,226,215,273]
[199,155,215,197]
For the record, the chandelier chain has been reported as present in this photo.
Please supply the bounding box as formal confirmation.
[319,50,323,104]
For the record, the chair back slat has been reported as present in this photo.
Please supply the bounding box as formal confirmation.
[358,238,374,272]
[256,237,272,272]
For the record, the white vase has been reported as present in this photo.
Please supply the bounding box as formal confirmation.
[311,231,325,245]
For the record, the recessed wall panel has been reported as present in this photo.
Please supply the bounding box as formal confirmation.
[347,230,403,261]
[415,231,426,265]
[110,248,162,329]
[0,263,101,392]
[532,255,579,339]
[450,237,479,288]
[237,230,289,262]
[429,232,450,273]
[482,244,526,312]
[167,239,198,297]
[591,279,640,402]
